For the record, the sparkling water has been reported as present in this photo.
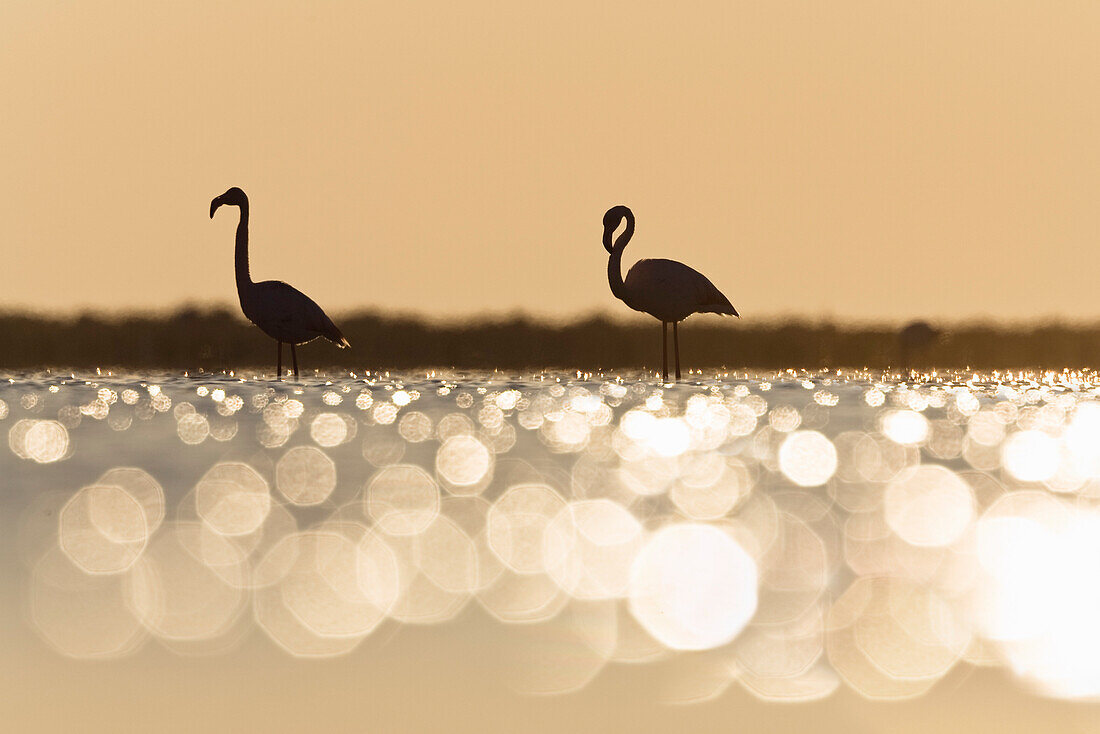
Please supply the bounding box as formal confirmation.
[6,368,1100,722]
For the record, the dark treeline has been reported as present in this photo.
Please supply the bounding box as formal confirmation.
[1,307,1099,372]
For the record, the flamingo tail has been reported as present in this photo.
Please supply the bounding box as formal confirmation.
[323,320,351,348]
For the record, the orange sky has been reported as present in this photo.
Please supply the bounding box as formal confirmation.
[2,1,1099,322]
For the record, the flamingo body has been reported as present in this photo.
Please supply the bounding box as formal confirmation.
[622,258,737,322]
[210,187,348,378]
[603,205,738,380]
[241,279,349,347]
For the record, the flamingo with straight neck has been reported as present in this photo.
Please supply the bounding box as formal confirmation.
[209,187,349,379]
[603,205,739,381]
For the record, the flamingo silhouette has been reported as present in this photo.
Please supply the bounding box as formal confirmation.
[603,205,738,381]
[209,187,349,379]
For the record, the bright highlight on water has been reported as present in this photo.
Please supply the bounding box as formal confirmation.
[11,368,1100,703]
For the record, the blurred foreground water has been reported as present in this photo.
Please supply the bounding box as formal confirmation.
[6,368,1100,731]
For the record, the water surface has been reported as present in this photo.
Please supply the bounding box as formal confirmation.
[4,368,1100,731]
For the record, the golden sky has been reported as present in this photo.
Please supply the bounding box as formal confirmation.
[2,1,1099,322]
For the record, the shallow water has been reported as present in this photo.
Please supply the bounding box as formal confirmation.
[5,368,1100,730]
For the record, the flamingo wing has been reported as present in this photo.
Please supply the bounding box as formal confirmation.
[248,280,350,347]
[624,258,738,321]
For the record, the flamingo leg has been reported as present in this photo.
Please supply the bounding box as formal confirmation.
[276,341,282,380]
[661,322,669,382]
[673,321,681,381]
[291,343,299,380]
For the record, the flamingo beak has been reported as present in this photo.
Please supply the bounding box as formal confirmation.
[209,198,221,219]
[603,228,614,254]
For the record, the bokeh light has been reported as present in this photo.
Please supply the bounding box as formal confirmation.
[276,445,337,506]
[884,465,974,547]
[366,465,440,536]
[194,462,272,536]
[778,431,837,487]
[16,368,1100,704]
[629,523,758,651]
[436,435,492,491]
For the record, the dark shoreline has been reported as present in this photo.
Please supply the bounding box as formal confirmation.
[0,307,1096,371]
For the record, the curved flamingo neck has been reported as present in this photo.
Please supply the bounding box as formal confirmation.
[234,201,253,297]
[607,211,635,301]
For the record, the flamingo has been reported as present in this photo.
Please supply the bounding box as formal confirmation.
[209,187,349,379]
[603,205,739,381]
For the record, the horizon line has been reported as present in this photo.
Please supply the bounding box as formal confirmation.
[0,301,1094,330]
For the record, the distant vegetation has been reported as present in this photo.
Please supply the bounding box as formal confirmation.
[0,306,1098,372]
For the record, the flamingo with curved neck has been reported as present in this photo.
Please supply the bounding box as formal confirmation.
[603,205,739,381]
[210,187,349,379]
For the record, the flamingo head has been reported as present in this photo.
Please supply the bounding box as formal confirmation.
[210,187,248,218]
[602,205,633,253]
